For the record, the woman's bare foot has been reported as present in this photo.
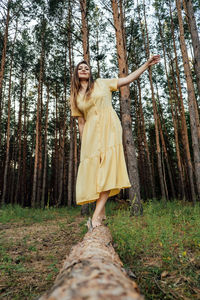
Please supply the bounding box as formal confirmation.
[92,216,102,228]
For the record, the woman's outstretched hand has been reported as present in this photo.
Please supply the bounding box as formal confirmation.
[147,55,161,66]
[117,54,161,88]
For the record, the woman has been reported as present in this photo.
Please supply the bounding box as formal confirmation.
[70,55,160,229]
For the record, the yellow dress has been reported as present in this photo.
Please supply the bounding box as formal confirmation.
[71,78,131,205]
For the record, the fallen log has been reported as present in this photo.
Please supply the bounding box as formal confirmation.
[39,225,144,300]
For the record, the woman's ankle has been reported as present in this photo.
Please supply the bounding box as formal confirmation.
[92,215,102,222]
[98,213,106,220]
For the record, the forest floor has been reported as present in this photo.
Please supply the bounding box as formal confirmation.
[0,206,87,299]
[0,200,200,300]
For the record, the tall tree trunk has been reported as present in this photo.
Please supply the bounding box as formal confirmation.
[58,127,62,203]
[135,87,148,200]
[176,0,200,201]
[137,79,155,199]
[31,23,45,208]
[21,77,27,207]
[79,0,90,214]
[79,0,90,63]
[14,71,24,205]
[157,111,175,199]
[0,0,10,147]
[36,77,43,207]
[155,83,176,199]
[1,22,17,205]
[169,0,196,202]
[10,148,17,205]
[67,0,74,207]
[73,119,78,205]
[68,119,74,207]
[41,84,50,208]
[183,0,200,96]
[96,29,100,78]
[10,93,16,204]
[158,18,185,199]
[54,83,59,204]
[111,0,142,215]
[140,0,166,201]
[149,69,166,200]
[57,46,68,206]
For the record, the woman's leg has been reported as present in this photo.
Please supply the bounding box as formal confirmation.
[92,190,110,227]
[99,206,106,219]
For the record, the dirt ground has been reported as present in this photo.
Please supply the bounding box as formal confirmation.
[0,215,85,299]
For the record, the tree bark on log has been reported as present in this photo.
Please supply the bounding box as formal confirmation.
[39,226,143,300]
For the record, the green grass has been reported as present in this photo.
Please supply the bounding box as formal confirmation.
[0,204,81,225]
[107,200,200,299]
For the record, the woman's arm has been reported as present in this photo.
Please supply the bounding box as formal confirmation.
[117,55,160,88]
[78,117,85,141]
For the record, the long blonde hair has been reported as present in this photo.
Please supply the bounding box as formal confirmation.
[70,60,94,114]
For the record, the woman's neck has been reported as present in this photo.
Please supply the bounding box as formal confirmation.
[80,80,88,92]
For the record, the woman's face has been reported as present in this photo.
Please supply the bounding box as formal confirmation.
[78,63,90,80]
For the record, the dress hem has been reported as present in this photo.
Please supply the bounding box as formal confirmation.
[76,184,131,206]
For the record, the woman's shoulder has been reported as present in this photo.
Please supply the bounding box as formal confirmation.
[95,78,118,92]
[94,78,105,87]
[95,78,103,83]
[95,77,118,82]
[95,77,116,85]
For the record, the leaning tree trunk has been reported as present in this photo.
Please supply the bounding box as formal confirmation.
[111,0,142,216]
[39,226,143,300]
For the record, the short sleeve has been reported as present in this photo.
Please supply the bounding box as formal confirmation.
[100,78,119,92]
[69,97,83,117]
